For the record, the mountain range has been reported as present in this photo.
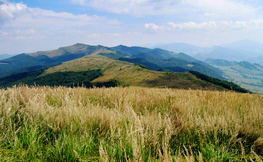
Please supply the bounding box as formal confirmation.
[150,40,263,63]
[0,43,249,93]
[0,43,224,79]
[148,40,263,94]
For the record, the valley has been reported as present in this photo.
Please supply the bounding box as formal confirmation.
[205,58,263,94]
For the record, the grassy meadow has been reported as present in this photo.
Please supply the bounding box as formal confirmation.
[0,85,263,161]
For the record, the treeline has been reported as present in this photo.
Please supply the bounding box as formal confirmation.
[189,71,252,93]
[0,69,120,88]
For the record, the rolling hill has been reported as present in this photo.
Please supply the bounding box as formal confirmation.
[42,55,224,90]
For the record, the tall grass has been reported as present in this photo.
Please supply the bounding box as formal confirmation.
[0,85,262,161]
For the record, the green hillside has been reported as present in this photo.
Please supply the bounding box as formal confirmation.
[119,53,224,79]
[0,44,115,77]
[112,45,196,60]
[111,45,153,56]
[112,45,224,75]
[110,45,224,79]
[44,55,215,89]
[43,54,250,92]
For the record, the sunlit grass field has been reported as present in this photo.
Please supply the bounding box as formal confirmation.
[0,85,263,161]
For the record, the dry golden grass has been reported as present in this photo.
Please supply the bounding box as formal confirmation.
[0,85,262,161]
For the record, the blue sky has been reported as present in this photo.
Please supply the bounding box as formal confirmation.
[1,0,263,54]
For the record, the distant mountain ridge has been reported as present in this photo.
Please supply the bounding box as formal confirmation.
[221,39,263,54]
[0,54,12,60]
[196,47,252,61]
[112,45,224,79]
[0,43,252,93]
[0,43,224,80]
[146,43,213,56]
[28,43,111,58]
[0,44,116,78]
[150,40,263,64]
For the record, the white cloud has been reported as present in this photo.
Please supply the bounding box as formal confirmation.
[0,1,124,54]
[0,1,121,29]
[28,8,95,21]
[0,1,121,39]
[71,0,255,18]
[145,19,263,33]
[144,23,159,30]
[168,21,217,30]
[144,23,166,34]
[218,20,263,30]
[0,1,27,24]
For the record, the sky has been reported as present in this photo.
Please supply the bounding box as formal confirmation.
[1,0,263,54]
